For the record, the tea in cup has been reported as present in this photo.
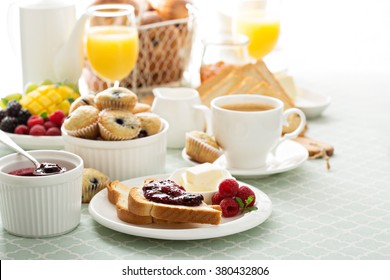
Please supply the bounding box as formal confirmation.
[152,88,208,148]
[211,94,306,169]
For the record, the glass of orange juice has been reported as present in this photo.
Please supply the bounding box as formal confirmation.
[86,4,139,87]
[234,0,280,60]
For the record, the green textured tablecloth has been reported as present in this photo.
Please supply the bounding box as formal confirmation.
[1,72,390,259]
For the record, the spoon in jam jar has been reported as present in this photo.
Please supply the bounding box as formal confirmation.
[0,130,66,176]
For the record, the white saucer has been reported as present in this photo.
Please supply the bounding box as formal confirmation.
[182,140,308,178]
[295,88,331,119]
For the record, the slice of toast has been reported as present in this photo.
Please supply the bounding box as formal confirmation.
[107,181,222,225]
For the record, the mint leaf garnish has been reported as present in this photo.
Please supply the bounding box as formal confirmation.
[235,197,245,209]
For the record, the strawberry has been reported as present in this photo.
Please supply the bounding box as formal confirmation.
[218,178,239,198]
[220,197,240,217]
[49,110,65,126]
[27,115,44,128]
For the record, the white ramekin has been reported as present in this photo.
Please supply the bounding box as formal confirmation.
[61,119,168,181]
[0,150,83,238]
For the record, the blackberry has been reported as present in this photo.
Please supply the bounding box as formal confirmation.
[0,116,18,133]
[5,100,22,117]
[0,110,6,123]
[17,108,32,125]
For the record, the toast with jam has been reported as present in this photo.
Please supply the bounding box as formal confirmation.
[107,180,222,225]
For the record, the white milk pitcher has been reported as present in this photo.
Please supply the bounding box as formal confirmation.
[8,0,88,86]
[151,88,209,149]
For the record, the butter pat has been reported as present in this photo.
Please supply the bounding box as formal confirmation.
[184,163,228,192]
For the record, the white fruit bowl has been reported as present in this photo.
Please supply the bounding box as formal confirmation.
[2,130,64,150]
[61,119,168,181]
[0,150,83,238]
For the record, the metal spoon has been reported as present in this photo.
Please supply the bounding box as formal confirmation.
[0,130,66,176]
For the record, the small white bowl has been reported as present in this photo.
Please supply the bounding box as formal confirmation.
[295,88,331,119]
[61,119,168,181]
[0,150,83,238]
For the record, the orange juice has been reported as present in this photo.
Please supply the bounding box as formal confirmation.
[86,25,139,82]
[236,11,280,59]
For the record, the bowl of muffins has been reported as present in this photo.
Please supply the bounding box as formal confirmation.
[61,87,168,181]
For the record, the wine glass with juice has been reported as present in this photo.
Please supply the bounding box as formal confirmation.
[234,0,280,60]
[86,4,139,88]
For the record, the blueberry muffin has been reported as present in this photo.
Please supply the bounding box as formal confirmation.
[136,112,162,138]
[82,168,109,203]
[98,109,141,140]
[131,102,151,114]
[69,95,97,114]
[185,131,223,163]
[94,87,138,111]
[63,105,100,139]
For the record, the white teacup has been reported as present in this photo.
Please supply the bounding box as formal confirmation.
[152,88,207,149]
[211,94,306,169]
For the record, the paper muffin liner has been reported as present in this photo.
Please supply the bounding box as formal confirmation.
[82,183,106,203]
[66,122,99,139]
[95,99,135,111]
[185,133,224,163]
[98,123,135,141]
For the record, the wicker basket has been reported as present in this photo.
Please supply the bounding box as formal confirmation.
[83,9,196,98]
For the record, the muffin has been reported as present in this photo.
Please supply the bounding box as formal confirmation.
[69,94,96,114]
[94,87,138,111]
[98,109,141,140]
[136,112,162,137]
[63,105,100,139]
[131,102,151,114]
[185,131,224,163]
[82,168,109,203]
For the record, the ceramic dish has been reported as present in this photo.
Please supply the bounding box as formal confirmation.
[295,88,331,119]
[89,174,272,240]
[0,131,64,150]
[182,139,308,178]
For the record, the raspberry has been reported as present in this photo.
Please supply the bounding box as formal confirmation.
[236,186,256,207]
[211,192,224,205]
[46,127,61,136]
[220,197,240,217]
[27,115,44,128]
[218,178,239,198]
[44,121,56,130]
[14,125,29,135]
[49,110,65,126]
[29,124,46,136]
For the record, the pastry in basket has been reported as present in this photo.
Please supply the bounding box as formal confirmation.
[82,168,109,203]
[107,179,222,225]
[98,109,141,140]
[185,131,223,163]
[63,105,100,139]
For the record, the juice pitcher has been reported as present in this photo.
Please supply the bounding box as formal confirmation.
[8,0,89,86]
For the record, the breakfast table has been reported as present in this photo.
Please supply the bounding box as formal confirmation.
[1,0,390,260]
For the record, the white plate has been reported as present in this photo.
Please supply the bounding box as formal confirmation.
[295,88,331,119]
[182,140,308,178]
[1,131,64,150]
[88,174,272,240]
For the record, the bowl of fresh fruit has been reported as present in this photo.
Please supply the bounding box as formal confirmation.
[0,82,79,150]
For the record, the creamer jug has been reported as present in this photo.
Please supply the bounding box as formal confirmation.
[8,0,88,86]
